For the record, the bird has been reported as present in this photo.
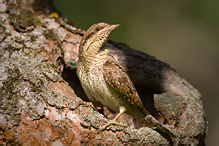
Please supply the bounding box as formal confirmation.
[76,22,175,138]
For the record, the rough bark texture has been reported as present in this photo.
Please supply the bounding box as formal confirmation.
[0,0,206,145]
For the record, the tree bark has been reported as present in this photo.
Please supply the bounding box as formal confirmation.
[0,0,206,145]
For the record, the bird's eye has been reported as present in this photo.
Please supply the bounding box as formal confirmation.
[95,28,100,31]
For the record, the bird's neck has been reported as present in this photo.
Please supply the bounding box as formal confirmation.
[79,46,109,68]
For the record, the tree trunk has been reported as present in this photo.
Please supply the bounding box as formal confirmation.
[0,0,206,145]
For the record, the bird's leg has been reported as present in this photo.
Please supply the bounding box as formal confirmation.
[99,106,127,131]
[145,114,176,138]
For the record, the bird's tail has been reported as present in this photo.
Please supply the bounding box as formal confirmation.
[145,114,176,139]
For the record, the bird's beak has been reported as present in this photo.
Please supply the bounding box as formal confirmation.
[107,24,120,32]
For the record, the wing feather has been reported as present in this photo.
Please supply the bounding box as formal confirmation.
[103,55,148,114]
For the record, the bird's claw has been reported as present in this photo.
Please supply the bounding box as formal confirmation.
[98,119,127,133]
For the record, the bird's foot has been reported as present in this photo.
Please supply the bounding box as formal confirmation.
[99,118,127,132]
[98,106,127,132]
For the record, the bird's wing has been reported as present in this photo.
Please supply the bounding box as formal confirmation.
[103,55,147,114]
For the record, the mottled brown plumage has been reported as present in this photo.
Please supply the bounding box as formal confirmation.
[103,55,148,119]
[77,23,175,138]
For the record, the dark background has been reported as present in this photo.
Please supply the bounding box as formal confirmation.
[54,0,219,145]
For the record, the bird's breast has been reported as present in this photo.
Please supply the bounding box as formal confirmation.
[77,63,122,112]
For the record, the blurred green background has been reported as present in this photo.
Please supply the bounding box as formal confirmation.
[54,0,219,145]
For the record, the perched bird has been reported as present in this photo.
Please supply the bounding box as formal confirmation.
[77,22,175,138]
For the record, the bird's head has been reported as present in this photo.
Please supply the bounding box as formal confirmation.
[79,23,119,57]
